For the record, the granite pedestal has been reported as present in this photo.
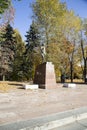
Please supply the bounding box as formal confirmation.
[33,62,57,89]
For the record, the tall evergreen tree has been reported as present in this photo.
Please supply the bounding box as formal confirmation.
[11,29,25,81]
[25,21,40,52]
[22,21,41,80]
[0,24,15,80]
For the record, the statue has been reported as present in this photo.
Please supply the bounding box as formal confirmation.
[40,45,46,62]
[34,44,57,89]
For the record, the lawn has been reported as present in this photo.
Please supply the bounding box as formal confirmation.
[0,81,23,92]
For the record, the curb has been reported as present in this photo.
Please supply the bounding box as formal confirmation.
[0,107,87,130]
[26,113,87,130]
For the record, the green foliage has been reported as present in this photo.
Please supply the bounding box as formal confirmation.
[21,21,41,80]
[11,29,25,81]
[0,0,10,15]
[32,0,82,82]
[82,19,87,36]
[25,21,40,52]
[0,0,83,82]
[32,0,66,45]
[0,0,22,15]
[0,24,16,80]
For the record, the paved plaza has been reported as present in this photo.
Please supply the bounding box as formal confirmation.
[0,83,87,126]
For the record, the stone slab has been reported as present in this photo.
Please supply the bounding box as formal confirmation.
[23,84,38,90]
[63,83,76,88]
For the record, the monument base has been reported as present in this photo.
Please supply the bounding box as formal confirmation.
[33,62,57,89]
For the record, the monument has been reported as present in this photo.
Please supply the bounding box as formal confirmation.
[33,45,57,89]
[33,62,57,89]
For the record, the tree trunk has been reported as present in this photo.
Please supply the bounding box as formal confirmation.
[84,58,87,83]
[70,61,73,83]
[80,33,85,82]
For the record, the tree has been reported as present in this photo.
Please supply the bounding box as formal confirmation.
[0,24,16,80]
[0,0,10,15]
[0,4,15,43]
[0,0,21,15]
[80,19,87,82]
[32,0,66,49]
[59,10,81,82]
[11,29,25,81]
[32,0,82,80]
[0,0,21,31]
[22,21,41,80]
[2,5,15,24]
[25,21,40,52]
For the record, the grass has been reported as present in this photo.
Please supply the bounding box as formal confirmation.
[66,79,84,83]
[0,79,84,92]
[0,81,23,92]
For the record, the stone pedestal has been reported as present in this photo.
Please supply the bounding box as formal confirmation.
[33,62,57,89]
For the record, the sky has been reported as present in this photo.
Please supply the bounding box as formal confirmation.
[12,0,87,41]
